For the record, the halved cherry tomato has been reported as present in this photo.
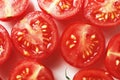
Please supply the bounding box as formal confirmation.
[84,0,120,27]
[73,69,113,80]
[0,24,12,65]
[105,33,120,79]
[11,11,58,59]
[9,60,54,80]
[61,22,105,68]
[37,0,83,20]
[0,0,29,20]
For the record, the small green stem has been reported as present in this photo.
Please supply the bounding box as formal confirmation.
[65,68,71,80]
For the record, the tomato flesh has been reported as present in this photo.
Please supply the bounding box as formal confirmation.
[105,33,120,79]
[84,0,120,27]
[0,24,11,65]
[37,0,83,20]
[61,23,105,68]
[9,60,54,80]
[11,11,58,59]
[73,69,113,80]
[0,0,29,20]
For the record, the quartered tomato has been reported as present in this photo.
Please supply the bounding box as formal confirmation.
[37,0,83,20]
[0,0,29,20]
[0,24,12,65]
[11,11,58,59]
[105,33,120,79]
[9,60,54,80]
[73,69,113,80]
[84,0,120,27]
[61,22,105,68]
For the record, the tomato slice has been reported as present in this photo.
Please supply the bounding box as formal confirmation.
[105,33,120,79]
[84,0,120,27]
[11,11,58,59]
[0,0,29,20]
[0,24,12,65]
[61,22,105,68]
[73,69,113,80]
[9,60,54,80]
[37,0,83,20]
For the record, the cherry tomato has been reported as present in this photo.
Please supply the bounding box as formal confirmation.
[0,24,12,65]
[37,0,83,20]
[61,22,105,68]
[84,0,120,27]
[105,33,120,79]
[73,69,113,80]
[9,60,54,80]
[11,11,58,59]
[0,0,29,20]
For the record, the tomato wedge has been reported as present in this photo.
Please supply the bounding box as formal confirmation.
[61,22,105,68]
[84,0,120,27]
[37,0,83,20]
[105,33,120,79]
[73,69,113,80]
[0,24,12,65]
[9,60,54,80]
[0,0,29,20]
[11,11,58,59]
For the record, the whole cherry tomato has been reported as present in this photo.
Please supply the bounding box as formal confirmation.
[9,60,54,80]
[61,22,105,68]
[37,0,83,20]
[73,69,113,80]
[11,11,58,59]
[0,0,29,20]
[105,33,120,79]
[0,24,12,65]
[84,0,120,27]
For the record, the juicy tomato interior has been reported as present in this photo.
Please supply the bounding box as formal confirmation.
[73,69,113,80]
[16,19,53,55]
[0,25,11,64]
[9,60,54,80]
[0,0,29,20]
[84,0,120,26]
[105,33,120,79]
[37,0,83,19]
[11,11,58,59]
[61,23,105,68]
[0,33,5,57]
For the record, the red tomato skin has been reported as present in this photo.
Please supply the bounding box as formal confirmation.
[0,0,29,21]
[84,0,120,27]
[73,69,113,80]
[0,24,12,65]
[9,60,54,80]
[11,11,58,60]
[61,22,105,68]
[37,0,83,20]
[105,33,120,79]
